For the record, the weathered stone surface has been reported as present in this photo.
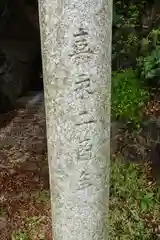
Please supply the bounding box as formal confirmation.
[39,0,112,239]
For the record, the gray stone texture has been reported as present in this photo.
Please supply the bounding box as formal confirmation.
[38,0,112,239]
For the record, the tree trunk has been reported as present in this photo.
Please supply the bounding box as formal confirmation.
[38,0,112,239]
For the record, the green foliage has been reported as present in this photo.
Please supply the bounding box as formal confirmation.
[112,1,144,70]
[0,207,6,216]
[112,1,160,74]
[140,28,160,56]
[137,28,160,86]
[112,32,139,67]
[109,160,160,239]
[113,2,141,29]
[138,46,160,86]
[112,69,148,126]
[11,231,29,240]
[148,29,160,48]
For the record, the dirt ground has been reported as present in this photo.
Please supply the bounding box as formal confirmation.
[1,94,160,239]
[0,103,52,239]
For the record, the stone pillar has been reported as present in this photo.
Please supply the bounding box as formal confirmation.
[38,0,112,239]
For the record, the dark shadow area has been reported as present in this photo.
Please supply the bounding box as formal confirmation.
[0,0,43,114]
[0,1,50,239]
[0,110,17,128]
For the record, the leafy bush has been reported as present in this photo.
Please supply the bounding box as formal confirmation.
[113,2,141,29]
[140,28,160,56]
[112,1,145,70]
[112,68,148,126]
[137,46,160,85]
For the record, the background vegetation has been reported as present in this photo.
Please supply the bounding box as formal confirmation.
[111,1,160,238]
[112,0,160,127]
